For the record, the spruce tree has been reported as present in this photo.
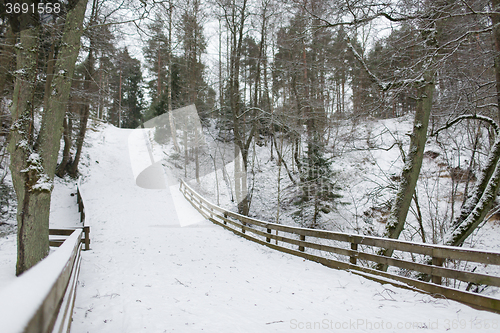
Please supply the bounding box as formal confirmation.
[294,136,342,228]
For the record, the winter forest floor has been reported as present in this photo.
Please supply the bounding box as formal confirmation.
[65,125,500,331]
[2,121,500,332]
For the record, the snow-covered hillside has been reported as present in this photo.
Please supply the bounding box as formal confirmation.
[180,116,500,252]
[66,122,500,332]
[1,117,500,332]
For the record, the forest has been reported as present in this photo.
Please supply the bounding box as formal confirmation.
[1,0,500,281]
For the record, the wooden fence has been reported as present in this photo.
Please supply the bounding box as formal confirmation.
[180,179,500,313]
[0,178,90,333]
[50,178,90,251]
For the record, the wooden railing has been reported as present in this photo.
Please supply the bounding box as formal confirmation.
[0,229,83,333]
[0,178,90,333]
[180,179,500,313]
[50,178,90,250]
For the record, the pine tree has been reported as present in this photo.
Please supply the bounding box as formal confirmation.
[117,49,144,129]
[293,135,342,228]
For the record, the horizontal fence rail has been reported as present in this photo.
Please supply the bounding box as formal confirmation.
[0,177,90,333]
[50,177,90,250]
[179,179,500,313]
[0,229,83,333]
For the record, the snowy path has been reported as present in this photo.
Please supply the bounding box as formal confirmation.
[71,126,500,333]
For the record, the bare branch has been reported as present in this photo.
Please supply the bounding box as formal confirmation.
[431,114,500,137]
[346,37,391,91]
[297,3,422,30]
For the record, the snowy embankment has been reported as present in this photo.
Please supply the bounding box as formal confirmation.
[70,123,500,333]
[0,174,81,295]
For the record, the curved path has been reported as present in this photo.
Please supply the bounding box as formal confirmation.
[71,125,499,333]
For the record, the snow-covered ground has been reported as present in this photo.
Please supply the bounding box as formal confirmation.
[188,116,500,295]
[0,175,82,295]
[0,233,16,293]
[67,124,500,332]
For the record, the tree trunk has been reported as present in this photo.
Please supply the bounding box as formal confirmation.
[445,155,500,246]
[69,0,98,177]
[225,0,251,215]
[440,0,500,242]
[39,0,88,175]
[56,116,72,177]
[377,72,435,271]
[491,0,500,122]
[69,102,90,177]
[9,0,89,275]
[8,26,47,276]
[168,1,180,152]
[195,125,200,183]
[436,116,500,246]
[184,128,188,178]
[234,144,242,204]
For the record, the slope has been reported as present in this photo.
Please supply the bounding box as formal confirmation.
[71,124,500,333]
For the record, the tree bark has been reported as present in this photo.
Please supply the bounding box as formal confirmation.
[431,115,500,246]
[224,0,252,215]
[56,116,72,177]
[445,146,500,246]
[377,72,435,271]
[168,0,180,152]
[8,26,45,276]
[490,0,500,122]
[69,71,91,178]
[9,0,89,275]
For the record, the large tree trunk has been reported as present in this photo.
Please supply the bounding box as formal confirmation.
[8,27,46,276]
[38,0,88,181]
[377,72,435,271]
[9,0,89,275]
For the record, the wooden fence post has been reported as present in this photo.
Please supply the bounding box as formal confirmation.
[266,228,271,243]
[80,206,85,224]
[83,226,90,250]
[432,257,444,285]
[350,241,358,265]
[223,213,227,225]
[299,234,305,252]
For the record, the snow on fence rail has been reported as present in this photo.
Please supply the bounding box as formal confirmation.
[49,178,90,250]
[180,179,500,313]
[0,178,90,333]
